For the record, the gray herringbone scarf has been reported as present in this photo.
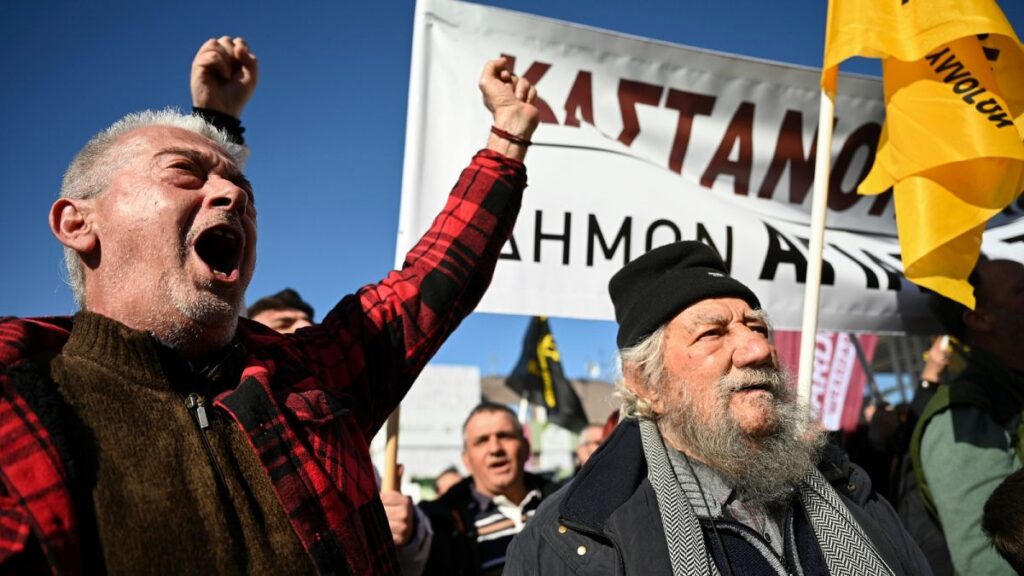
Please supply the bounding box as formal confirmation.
[639,419,893,576]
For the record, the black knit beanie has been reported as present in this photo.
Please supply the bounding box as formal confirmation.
[609,241,761,349]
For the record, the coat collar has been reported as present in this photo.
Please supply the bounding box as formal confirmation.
[558,418,648,534]
[558,418,859,530]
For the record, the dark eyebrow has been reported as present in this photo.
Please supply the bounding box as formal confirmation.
[154,147,254,199]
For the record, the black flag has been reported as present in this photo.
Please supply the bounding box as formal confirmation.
[507,316,588,433]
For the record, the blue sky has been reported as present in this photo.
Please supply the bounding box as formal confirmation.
[2,1,1022,379]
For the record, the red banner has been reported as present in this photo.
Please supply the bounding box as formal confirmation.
[773,331,878,432]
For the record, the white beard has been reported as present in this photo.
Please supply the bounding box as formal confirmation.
[658,367,826,505]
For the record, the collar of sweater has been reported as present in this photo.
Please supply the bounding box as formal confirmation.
[63,311,246,395]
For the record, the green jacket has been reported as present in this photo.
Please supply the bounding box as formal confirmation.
[910,349,1024,575]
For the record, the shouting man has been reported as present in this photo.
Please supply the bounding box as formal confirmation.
[0,51,539,575]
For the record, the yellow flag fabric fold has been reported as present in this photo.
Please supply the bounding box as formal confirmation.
[823,0,1024,308]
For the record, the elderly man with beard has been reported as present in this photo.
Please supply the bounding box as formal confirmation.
[505,241,932,576]
[0,54,539,575]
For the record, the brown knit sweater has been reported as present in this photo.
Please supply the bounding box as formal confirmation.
[49,312,313,575]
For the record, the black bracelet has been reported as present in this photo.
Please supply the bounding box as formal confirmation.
[490,125,532,147]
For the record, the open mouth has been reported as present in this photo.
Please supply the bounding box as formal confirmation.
[194,225,243,281]
[488,460,511,472]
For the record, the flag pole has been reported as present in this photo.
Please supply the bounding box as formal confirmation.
[796,86,836,407]
[382,407,401,492]
[886,336,906,403]
[848,332,885,405]
[896,336,914,403]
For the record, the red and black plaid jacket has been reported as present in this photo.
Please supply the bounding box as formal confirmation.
[0,150,525,576]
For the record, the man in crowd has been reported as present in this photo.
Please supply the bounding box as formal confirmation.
[420,402,553,575]
[575,423,604,469]
[982,467,1024,574]
[247,287,433,575]
[551,422,605,490]
[506,241,932,575]
[0,29,539,574]
[910,257,1024,575]
[434,466,463,497]
[247,288,315,334]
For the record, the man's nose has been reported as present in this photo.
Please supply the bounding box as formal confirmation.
[204,175,249,216]
[733,327,773,369]
[486,436,504,453]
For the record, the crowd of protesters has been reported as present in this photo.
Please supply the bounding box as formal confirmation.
[1,35,1022,576]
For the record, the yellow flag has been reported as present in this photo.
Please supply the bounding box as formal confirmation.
[823,0,1024,308]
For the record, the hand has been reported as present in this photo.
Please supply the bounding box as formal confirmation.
[381,464,415,547]
[191,36,259,119]
[479,57,540,160]
[921,335,951,383]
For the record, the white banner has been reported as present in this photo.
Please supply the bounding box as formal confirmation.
[398,0,1024,333]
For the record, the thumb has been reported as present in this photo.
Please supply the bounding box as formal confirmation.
[396,463,405,488]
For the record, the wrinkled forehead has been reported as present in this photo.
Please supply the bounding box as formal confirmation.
[120,125,240,169]
[464,410,519,438]
[675,296,766,328]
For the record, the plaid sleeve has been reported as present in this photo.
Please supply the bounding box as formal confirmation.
[0,317,71,372]
[0,317,78,574]
[288,150,526,436]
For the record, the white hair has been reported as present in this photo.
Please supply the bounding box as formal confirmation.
[614,308,774,420]
[615,325,667,420]
[59,108,248,306]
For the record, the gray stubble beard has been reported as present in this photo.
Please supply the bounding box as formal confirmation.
[149,247,246,357]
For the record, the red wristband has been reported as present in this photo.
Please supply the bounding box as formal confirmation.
[490,125,532,147]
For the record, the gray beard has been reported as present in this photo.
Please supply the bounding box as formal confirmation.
[153,221,248,355]
[658,367,826,505]
[148,272,242,357]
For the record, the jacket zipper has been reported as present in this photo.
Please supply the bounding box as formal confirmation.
[183,392,248,562]
[184,393,229,491]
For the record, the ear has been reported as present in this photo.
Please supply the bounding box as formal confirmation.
[50,198,97,255]
[624,369,665,414]
[461,449,471,472]
[963,307,994,334]
[519,435,531,463]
